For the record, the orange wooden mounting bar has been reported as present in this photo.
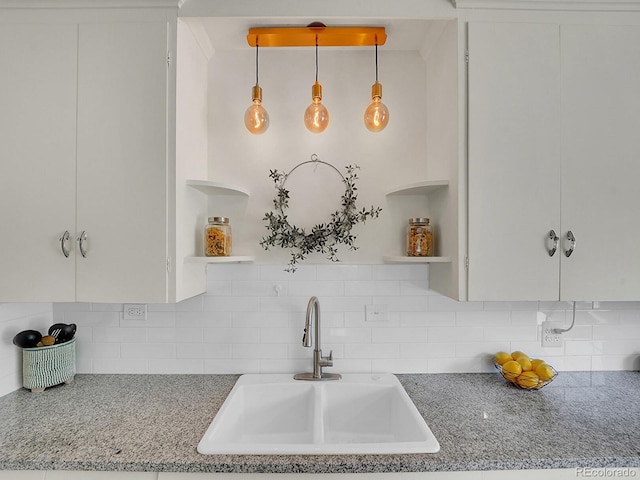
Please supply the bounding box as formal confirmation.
[247,26,387,48]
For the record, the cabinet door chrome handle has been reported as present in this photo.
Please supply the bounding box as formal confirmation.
[547,230,559,257]
[77,231,88,258]
[565,230,576,257]
[59,230,71,258]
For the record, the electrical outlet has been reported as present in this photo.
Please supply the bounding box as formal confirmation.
[541,321,563,348]
[365,304,388,322]
[124,304,147,321]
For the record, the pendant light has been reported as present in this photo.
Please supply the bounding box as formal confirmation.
[304,40,329,133]
[364,43,389,132]
[244,43,269,135]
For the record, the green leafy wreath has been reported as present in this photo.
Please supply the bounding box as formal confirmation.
[259,155,382,272]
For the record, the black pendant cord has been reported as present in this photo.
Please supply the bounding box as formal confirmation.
[375,43,379,83]
[255,43,259,85]
[315,37,319,82]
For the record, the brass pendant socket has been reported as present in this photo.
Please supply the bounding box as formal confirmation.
[252,84,263,102]
[371,81,383,100]
[311,81,323,101]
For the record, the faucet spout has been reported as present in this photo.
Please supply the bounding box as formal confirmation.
[294,296,341,381]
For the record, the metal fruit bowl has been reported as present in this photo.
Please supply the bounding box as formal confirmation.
[494,361,558,390]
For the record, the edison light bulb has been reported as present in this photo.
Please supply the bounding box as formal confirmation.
[304,81,329,133]
[244,85,269,135]
[364,82,389,132]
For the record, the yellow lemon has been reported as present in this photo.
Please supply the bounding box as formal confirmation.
[536,363,555,381]
[516,356,532,372]
[530,358,546,371]
[511,350,529,361]
[495,351,512,366]
[501,360,522,382]
[517,371,540,389]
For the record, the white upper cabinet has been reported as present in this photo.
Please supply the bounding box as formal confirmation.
[560,25,640,300]
[466,17,640,301]
[76,21,169,303]
[0,24,78,302]
[0,6,208,303]
[467,22,562,301]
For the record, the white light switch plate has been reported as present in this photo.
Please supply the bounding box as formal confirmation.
[365,304,388,322]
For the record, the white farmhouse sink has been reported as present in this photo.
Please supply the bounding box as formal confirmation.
[197,373,440,455]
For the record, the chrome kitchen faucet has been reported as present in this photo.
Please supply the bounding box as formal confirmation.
[294,296,341,381]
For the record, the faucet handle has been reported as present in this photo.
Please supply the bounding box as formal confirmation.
[320,350,333,367]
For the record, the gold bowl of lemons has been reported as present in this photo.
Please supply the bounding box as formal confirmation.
[494,351,557,390]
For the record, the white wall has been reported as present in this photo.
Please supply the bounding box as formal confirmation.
[206,48,431,264]
[0,303,53,397]
[49,264,640,376]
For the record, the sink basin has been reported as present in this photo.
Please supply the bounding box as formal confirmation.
[197,373,440,455]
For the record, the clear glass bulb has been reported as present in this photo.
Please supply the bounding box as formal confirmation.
[244,86,269,135]
[364,82,389,132]
[304,81,329,134]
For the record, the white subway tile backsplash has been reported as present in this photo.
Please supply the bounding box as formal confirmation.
[400,342,456,359]
[345,343,399,359]
[203,327,260,344]
[232,312,289,328]
[372,327,427,343]
[482,325,538,342]
[316,264,372,281]
[289,280,344,297]
[401,311,456,327]
[147,327,203,343]
[1,264,635,395]
[148,359,204,374]
[399,279,430,296]
[456,311,510,326]
[326,327,372,344]
[428,295,483,312]
[204,295,261,312]
[93,358,148,374]
[121,343,176,359]
[345,281,400,296]
[429,326,484,343]
[593,324,640,340]
[260,265,316,281]
[177,343,231,359]
[93,327,146,343]
[233,343,288,359]
[203,359,259,374]
[259,327,299,344]
[76,342,120,359]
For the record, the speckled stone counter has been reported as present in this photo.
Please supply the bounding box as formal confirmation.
[0,372,638,473]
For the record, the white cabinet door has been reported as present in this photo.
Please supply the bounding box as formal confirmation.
[76,21,169,303]
[0,24,77,302]
[561,25,640,300]
[467,22,562,301]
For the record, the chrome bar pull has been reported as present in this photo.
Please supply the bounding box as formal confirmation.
[547,230,559,257]
[565,230,576,257]
[77,231,88,258]
[59,230,71,258]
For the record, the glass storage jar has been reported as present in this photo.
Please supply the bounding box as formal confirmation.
[205,217,232,257]
[407,218,434,257]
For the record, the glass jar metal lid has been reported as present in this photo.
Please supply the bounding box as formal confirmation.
[208,217,229,224]
[409,217,430,224]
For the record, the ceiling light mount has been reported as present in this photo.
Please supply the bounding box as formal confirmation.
[247,24,387,48]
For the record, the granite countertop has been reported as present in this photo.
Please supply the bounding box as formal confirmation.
[0,372,638,473]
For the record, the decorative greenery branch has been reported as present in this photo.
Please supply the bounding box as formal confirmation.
[259,161,382,272]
